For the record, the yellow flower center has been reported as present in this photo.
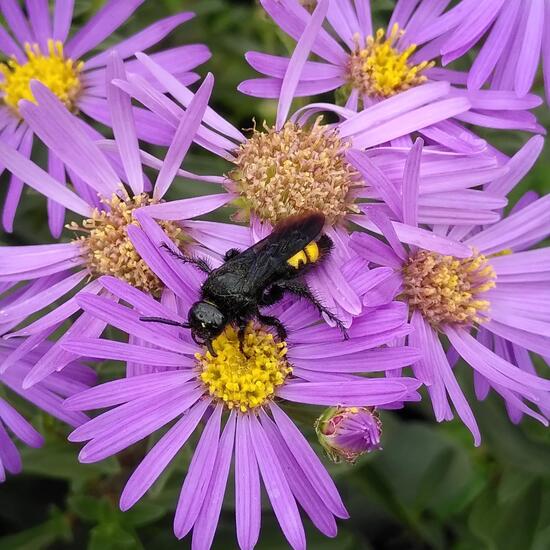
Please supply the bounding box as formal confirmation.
[197,323,292,412]
[67,193,184,296]
[228,119,359,225]
[0,40,83,115]
[403,250,496,328]
[348,24,433,99]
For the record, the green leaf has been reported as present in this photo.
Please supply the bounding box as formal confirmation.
[0,509,71,550]
[88,523,142,550]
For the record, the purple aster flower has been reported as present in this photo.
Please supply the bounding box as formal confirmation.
[0,0,209,234]
[315,406,382,463]
[58,216,422,549]
[239,0,544,139]
[350,140,550,445]
[0,339,94,481]
[420,0,550,105]
[108,52,516,327]
[0,66,233,387]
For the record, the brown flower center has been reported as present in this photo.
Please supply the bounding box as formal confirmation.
[403,250,496,328]
[228,119,358,225]
[68,193,184,296]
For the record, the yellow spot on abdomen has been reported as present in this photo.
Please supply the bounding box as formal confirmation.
[0,40,83,115]
[287,241,320,269]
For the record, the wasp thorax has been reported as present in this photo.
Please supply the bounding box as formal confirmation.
[403,250,496,328]
[228,119,358,225]
[0,40,83,116]
[68,193,183,296]
[197,323,291,412]
[348,24,433,99]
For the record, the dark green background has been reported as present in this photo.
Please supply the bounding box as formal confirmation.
[1,1,550,548]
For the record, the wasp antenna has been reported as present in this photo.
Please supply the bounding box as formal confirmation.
[139,316,190,329]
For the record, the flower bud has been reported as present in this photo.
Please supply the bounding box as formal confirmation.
[315,406,382,464]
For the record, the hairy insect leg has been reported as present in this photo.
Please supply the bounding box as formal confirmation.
[257,312,287,341]
[161,243,212,273]
[237,319,249,357]
[259,285,284,307]
[223,248,241,261]
[275,280,349,340]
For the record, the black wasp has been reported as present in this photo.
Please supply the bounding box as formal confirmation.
[141,212,347,356]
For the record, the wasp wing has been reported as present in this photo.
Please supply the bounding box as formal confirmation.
[243,212,326,285]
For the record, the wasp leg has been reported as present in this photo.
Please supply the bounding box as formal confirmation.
[161,243,212,274]
[275,280,349,340]
[259,285,284,307]
[224,248,241,261]
[237,319,249,357]
[257,313,287,342]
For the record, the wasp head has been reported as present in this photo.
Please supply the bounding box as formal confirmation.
[188,301,227,354]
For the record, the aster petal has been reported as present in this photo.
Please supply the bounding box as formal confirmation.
[467,195,550,254]
[8,280,102,338]
[65,0,144,59]
[0,141,92,217]
[245,51,343,80]
[486,135,543,195]
[339,81,452,138]
[277,0,330,130]
[0,243,83,276]
[351,98,471,149]
[0,270,86,323]
[174,404,222,539]
[53,0,74,42]
[347,150,402,219]
[20,82,121,198]
[84,12,195,69]
[0,398,43,447]
[0,423,22,474]
[411,311,481,444]
[106,53,144,196]
[260,0,347,66]
[135,52,245,143]
[120,398,210,511]
[64,370,196,412]
[235,414,261,550]
[402,138,423,227]
[79,387,203,463]
[98,276,186,322]
[1,372,88,427]
[515,0,544,96]
[26,0,52,50]
[0,327,57,375]
[192,411,236,550]
[270,402,348,517]
[239,76,344,99]
[46,150,67,238]
[445,326,550,394]
[76,293,196,355]
[485,321,550,358]
[2,127,33,233]
[0,24,24,60]
[23,310,108,389]
[62,338,193,368]
[138,194,234,222]
[259,410,337,537]
[249,413,306,550]
[352,213,472,257]
[1,0,33,46]
[278,378,420,407]
[125,224,198,302]
[154,74,214,200]
[295,346,421,373]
